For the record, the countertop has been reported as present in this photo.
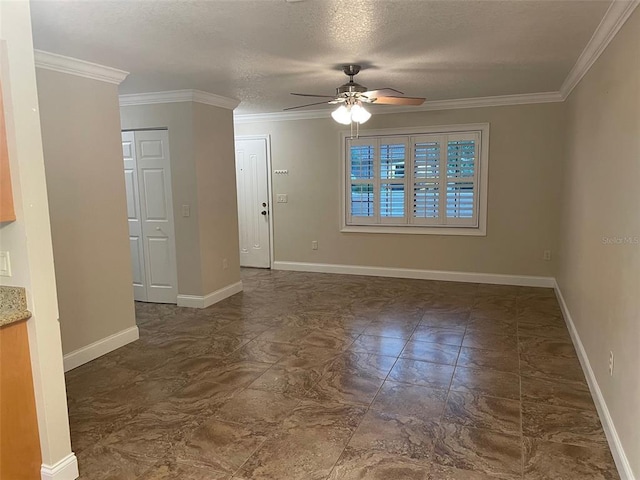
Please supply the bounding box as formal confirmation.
[0,286,31,327]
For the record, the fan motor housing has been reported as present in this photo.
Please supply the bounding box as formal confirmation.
[336,82,367,96]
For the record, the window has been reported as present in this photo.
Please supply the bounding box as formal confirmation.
[342,124,488,235]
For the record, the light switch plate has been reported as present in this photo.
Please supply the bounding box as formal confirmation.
[182,205,190,217]
[277,194,288,203]
[0,251,11,277]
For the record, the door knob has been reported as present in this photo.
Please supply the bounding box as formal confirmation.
[261,210,267,216]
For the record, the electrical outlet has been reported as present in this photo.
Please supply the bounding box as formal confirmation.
[222,258,229,270]
[277,194,288,203]
[543,250,552,261]
[182,205,190,217]
[609,351,614,376]
[311,240,318,250]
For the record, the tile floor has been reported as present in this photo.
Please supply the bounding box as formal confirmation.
[66,269,618,479]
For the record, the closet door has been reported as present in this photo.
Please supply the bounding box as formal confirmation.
[122,130,178,303]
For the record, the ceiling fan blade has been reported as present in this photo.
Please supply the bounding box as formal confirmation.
[362,88,404,98]
[290,93,336,98]
[283,100,332,111]
[374,96,426,106]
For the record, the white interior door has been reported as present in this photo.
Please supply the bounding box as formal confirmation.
[235,137,270,268]
[122,130,178,303]
[122,131,147,302]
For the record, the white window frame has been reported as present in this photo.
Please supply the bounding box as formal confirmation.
[340,123,489,236]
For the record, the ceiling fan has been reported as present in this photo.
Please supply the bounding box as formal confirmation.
[285,65,426,125]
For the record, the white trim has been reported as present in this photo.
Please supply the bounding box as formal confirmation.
[235,134,275,268]
[233,92,563,124]
[560,0,640,99]
[177,281,243,308]
[273,261,555,288]
[553,281,634,480]
[41,453,79,480]
[34,50,128,85]
[119,89,240,110]
[62,326,139,372]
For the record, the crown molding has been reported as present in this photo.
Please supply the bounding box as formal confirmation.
[560,0,639,99]
[119,89,240,110]
[233,91,563,124]
[34,50,129,85]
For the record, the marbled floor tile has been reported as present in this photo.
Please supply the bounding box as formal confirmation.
[466,319,518,336]
[461,332,518,352]
[410,326,466,346]
[347,410,440,460]
[521,376,595,411]
[350,334,407,357]
[451,366,520,400]
[305,367,386,406]
[363,321,418,339]
[213,388,300,435]
[248,365,320,398]
[328,447,431,480]
[420,312,470,328]
[522,402,607,447]
[194,360,271,388]
[433,423,522,479]
[400,339,460,365]
[518,335,578,358]
[443,391,521,435]
[523,437,619,480]
[456,347,519,374]
[214,320,273,338]
[256,325,314,344]
[225,339,297,364]
[76,445,157,479]
[519,353,586,383]
[518,322,570,340]
[324,351,397,379]
[388,358,455,389]
[276,345,342,373]
[138,460,230,480]
[176,418,266,473]
[300,328,359,350]
[427,463,515,479]
[516,312,565,327]
[101,406,200,458]
[371,381,447,421]
[149,380,241,418]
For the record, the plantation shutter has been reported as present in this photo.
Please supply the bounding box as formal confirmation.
[410,134,444,225]
[346,138,377,224]
[445,132,479,226]
[379,137,408,224]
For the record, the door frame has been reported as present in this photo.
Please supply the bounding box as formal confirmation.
[235,134,275,269]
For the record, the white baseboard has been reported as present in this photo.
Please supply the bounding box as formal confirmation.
[272,261,555,288]
[177,280,243,308]
[554,281,634,480]
[63,326,139,372]
[41,453,79,480]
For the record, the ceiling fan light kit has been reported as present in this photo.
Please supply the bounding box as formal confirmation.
[286,64,426,132]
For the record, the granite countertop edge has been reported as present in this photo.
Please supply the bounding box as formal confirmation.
[0,286,32,328]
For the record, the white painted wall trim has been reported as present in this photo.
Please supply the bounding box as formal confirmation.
[62,326,139,372]
[560,0,640,99]
[119,89,240,110]
[177,281,243,308]
[34,50,129,85]
[233,92,563,123]
[41,453,79,480]
[554,281,634,480]
[273,261,554,288]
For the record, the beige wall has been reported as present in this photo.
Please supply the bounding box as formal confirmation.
[557,8,640,476]
[0,1,74,468]
[235,103,565,276]
[120,102,241,297]
[119,103,204,295]
[36,69,136,355]
[194,103,241,293]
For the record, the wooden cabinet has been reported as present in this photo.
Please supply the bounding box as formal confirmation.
[0,77,16,223]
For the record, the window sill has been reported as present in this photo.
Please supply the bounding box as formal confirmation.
[341,225,487,236]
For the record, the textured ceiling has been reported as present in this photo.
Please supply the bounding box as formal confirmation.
[30,0,612,114]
